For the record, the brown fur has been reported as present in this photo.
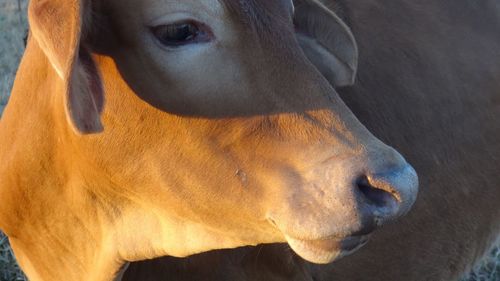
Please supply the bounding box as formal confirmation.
[122,0,500,280]
[4,1,418,278]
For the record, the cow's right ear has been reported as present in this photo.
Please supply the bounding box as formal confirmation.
[293,0,358,87]
[29,0,104,134]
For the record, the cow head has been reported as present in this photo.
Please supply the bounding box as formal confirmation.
[19,0,417,270]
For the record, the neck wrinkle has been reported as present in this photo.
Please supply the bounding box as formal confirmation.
[1,146,125,281]
[7,178,126,281]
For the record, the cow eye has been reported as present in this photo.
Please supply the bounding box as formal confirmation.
[151,21,211,47]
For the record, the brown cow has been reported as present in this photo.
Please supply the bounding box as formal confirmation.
[122,0,500,280]
[0,0,419,280]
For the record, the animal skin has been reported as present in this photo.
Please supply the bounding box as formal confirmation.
[0,0,498,280]
[122,0,500,280]
[0,0,419,280]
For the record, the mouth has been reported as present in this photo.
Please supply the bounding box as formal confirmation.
[285,234,371,264]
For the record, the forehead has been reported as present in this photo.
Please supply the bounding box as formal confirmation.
[219,0,293,23]
[218,0,296,41]
[110,0,293,27]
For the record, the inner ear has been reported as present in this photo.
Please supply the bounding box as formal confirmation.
[293,0,358,87]
[67,47,104,134]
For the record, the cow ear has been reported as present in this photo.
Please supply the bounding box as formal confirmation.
[28,0,103,134]
[294,0,358,87]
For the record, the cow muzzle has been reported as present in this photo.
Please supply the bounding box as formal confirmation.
[267,148,419,264]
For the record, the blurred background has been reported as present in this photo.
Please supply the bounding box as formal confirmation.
[0,0,25,117]
[0,0,498,280]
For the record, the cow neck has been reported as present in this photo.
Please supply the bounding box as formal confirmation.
[0,44,127,281]
[2,130,128,281]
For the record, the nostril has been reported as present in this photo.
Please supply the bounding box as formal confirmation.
[354,164,418,223]
[356,176,398,208]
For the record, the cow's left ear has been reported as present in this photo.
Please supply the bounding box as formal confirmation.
[29,0,104,134]
[294,0,358,87]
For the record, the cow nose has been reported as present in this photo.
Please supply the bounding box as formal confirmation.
[356,164,418,224]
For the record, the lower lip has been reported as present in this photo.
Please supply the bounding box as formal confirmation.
[285,234,371,264]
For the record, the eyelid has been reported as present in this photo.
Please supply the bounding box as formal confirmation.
[148,12,198,27]
[153,20,214,39]
[150,21,215,49]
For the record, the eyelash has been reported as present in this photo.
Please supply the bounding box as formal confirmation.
[151,20,214,47]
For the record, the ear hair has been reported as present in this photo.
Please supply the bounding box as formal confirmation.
[294,0,358,87]
[29,0,103,134]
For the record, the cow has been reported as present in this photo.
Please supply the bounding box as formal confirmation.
[121,0,500,281]
[0,0,421,280]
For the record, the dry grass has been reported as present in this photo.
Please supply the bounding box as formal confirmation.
[0,0,498,280]
[0,0,26,116]
[461,245,499,281]
[0,232,26,281]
